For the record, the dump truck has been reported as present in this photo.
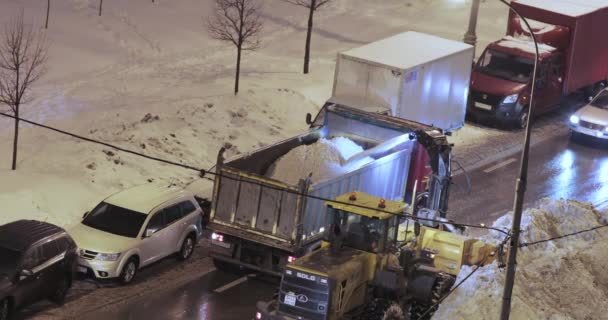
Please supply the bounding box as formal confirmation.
[208,103,452,276]
[331,31,474,132]
[255,192,499,320]
[468,0,608,128]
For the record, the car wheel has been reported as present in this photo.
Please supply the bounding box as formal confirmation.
[178,234,196,261]
[120,257,138,285]
[49,276,70,305]
[516,108,529,129]
[0,299,11,320]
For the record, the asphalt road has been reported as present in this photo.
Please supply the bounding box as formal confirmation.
[448,131,608,225]
[21,128,607,320]
[82,270,278,320]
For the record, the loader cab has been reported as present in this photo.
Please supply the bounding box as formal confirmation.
[325,192,405,255]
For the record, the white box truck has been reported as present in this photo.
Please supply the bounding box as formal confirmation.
[331,31,474,132]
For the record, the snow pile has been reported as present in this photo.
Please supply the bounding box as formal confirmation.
[434,198,608,320]
[266,137,373,185]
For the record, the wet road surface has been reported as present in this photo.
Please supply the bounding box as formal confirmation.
[449,131,608,225]
[83,270,278,320]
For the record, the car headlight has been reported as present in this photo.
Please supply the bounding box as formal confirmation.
[96,253,121,261]
[569,115,580,125]
[503,94,519,104]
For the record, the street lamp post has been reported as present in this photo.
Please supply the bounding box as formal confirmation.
[497,1,539,320]
[464,0,481,52]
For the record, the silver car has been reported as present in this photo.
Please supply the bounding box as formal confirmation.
[569,88,608,140]
[70,184,204,284]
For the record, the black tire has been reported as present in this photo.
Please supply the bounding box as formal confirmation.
[119,257,138,285]
[49,275,70,305]
[516,107,529,129]
[408,275,455,320]
[0,299,12,320]
[178,234,196,261]
[212,258,243,275]
[362,298,403,320]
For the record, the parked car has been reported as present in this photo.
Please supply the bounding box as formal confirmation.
[0,220,78,320]
[70,184,204,284]
[569,88,608,140]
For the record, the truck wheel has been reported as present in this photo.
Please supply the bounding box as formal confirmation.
[0,299,12,320]
[212,258,243,275]
[119,257,138,285]
[516,107,529,129]
[177,234,196,261]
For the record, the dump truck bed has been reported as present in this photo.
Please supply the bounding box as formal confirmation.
[209,104,421,252]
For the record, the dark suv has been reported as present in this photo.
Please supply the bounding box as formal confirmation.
[0,220,78,320]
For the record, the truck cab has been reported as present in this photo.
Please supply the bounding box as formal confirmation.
[468,17,567,128]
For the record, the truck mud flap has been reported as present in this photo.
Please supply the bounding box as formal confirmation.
[210,253,283,277]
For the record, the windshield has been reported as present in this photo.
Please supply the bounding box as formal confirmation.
[476,49,534,83]
[82,202,147,238]
[330,209,387,253]
[0,246,20,276]
[590,90,608,109]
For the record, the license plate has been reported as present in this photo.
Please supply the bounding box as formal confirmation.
[212,239,231,249]
[475,102,492,111]
[77,266,88,273]
[284,292,297,306]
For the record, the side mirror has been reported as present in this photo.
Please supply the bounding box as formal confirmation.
[305,113,312,125]
[19,269,33,281]
[82,211,90,219]
[144,229,156,238]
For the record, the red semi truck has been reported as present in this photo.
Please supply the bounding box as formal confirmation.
[467,0,608,128]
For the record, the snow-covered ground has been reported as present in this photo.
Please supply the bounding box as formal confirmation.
[436,199,608,320]
[0,0,510,228]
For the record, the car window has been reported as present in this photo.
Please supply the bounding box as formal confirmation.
[179,201,196,217]
[146,212,165,233]
[164,205,183,225]
[21,245,44,270]
[42,240,61,261]
[55,236,74,253]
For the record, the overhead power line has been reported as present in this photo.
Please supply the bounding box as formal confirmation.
[519,222,608,248]
[0,111,509,234]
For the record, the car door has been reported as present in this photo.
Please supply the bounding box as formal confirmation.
[161,203,186,256]
[179,200,201,237]
[139,210,168,266]
[533,57,563,114]
[15,244,46,306]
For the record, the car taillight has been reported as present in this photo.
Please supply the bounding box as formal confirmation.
[211,232,224,242]
[255,311,262,319]
[287,256,297,263]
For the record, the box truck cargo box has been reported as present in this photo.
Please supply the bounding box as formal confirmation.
[332,31,474,132]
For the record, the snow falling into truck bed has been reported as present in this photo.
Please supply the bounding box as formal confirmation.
[434,198,608,320]
[265,137,374,185]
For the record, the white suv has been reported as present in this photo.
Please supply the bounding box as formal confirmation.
[70,184,204,284]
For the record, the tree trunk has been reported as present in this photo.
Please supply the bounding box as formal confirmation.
[234,46,241,95]
[45,0,50,29]
[99,0,103,16]
[11,106,19,170]
[303,0,315,74]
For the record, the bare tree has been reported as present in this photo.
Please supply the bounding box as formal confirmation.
[45,0,50,29]
[0,13,48,170]
[282,0,330,74]
[207,0,263,95]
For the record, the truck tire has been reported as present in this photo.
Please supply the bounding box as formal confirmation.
[408,274,455,320]
[212,258,243,275]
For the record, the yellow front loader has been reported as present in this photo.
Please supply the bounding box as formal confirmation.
[256,191,499,320]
